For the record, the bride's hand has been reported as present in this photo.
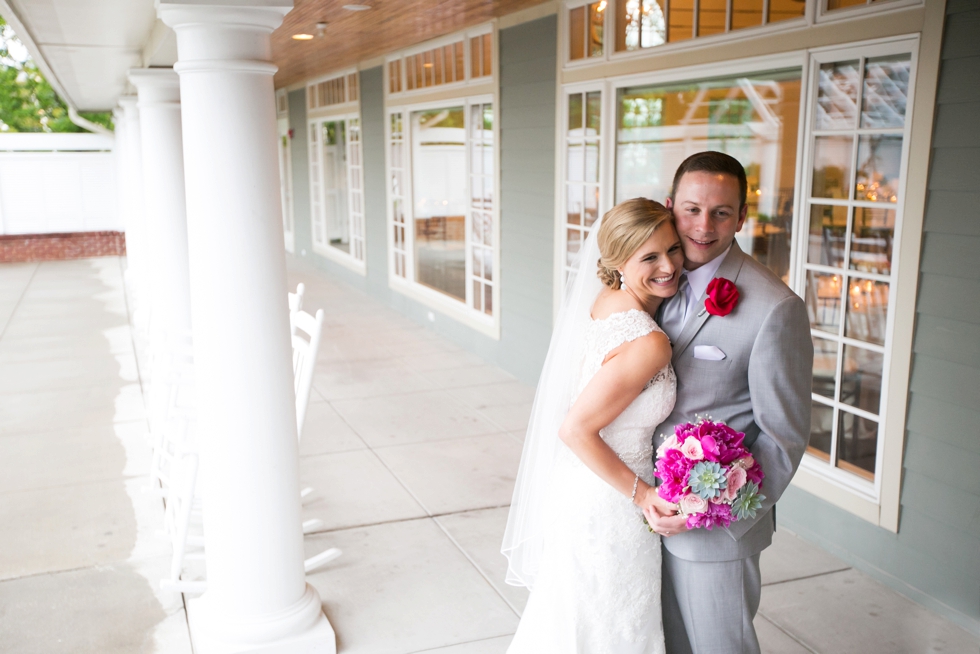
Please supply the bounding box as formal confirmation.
[633,483,678,516]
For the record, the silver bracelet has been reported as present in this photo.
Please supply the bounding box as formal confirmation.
[630,474,639,503]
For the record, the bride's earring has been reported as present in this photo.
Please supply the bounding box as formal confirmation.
[619,272,627,289]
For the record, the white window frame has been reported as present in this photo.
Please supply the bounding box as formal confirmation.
[792,36,920,520]
[277,114,295,254]
[385,93,501,338]
[815,0,923,25]
[308,112,367,274]
[560,0,812,70]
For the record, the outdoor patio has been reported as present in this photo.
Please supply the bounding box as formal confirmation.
[0,256,975,654]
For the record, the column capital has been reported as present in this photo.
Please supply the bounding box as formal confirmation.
[158,1,292,70]
[118,94,139,111]
[129,68,181,106]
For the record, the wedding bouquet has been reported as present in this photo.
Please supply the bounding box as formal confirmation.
[654,418,765,530]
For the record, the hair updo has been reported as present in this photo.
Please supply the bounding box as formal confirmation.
[596,198,674,289]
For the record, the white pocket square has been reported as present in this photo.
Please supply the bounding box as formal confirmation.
[693,345,727,361]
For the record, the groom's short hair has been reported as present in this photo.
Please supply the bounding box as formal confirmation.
[670,151,748,211]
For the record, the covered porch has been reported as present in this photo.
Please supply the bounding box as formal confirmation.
[1,256,974,653]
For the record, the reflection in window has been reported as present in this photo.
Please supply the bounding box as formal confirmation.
[394,102,496,317]
[412,107,467,301]
[802,51,911,483]
[570,2,606,61]
[827,0,903,12]
[615,69,801,282]
[612,0,801,52]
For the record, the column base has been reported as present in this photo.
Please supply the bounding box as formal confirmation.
[187,584,336,654]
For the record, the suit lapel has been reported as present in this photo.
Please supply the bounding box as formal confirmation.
[671,242,747,360]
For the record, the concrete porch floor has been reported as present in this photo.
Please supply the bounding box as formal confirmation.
[0,256,976,653]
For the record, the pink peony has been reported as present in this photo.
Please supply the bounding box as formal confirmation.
[686,502,733,530]
[679,493,708,515]
[656,434,679,459]
[680,437,704,461]
[698,433,721,461]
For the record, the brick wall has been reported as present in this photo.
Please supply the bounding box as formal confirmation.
[0,232,127,263]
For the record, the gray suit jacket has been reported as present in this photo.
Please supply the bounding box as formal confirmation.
[655,242,813,563]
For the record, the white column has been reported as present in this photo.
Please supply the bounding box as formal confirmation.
[118,95,151,335]
[128,68,193,387]
[158,2,335,653]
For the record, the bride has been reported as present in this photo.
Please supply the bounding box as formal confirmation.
[502,198,682,653]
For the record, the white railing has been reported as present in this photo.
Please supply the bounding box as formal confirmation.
[0,133,119,235]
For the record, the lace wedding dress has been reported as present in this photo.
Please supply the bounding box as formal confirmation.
[508,309,676,654]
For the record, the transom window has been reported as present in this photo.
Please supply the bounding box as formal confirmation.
[387,27,494,97]
[309,115,366,266]
[567,0,804,61]
[307,72,359,110]
[803,48,913,485]
[387,99,497,320]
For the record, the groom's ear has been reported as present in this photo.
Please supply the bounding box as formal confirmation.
[736,203,748,231]
[665,197,674,210]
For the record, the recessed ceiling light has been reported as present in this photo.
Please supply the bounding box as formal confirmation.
[292,33,314,40]
[343,4,371,10]
[423,63,433,68]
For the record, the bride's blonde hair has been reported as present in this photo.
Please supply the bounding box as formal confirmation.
[596,198,674,289]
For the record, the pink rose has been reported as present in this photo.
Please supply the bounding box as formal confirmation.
[679,493,708,515]
[680,437,704,461]
[726,466,747,494]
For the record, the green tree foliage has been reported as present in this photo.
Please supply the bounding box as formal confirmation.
[0,15,113,132]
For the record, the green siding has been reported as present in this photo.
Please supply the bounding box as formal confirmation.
[781,3,980,636]
[283,17,558,385]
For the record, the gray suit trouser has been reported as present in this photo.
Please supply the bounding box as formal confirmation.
[662,548,762,654]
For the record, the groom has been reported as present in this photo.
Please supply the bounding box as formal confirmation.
[647,151,813,654]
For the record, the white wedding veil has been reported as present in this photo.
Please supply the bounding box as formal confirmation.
[501,215,606,589]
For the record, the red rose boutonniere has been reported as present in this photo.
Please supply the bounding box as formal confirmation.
[705,278,739,317]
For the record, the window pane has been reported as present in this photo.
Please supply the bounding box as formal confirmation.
[483,246,493,278]
[570,7,585,60]
[567,185,584,226]
[568,93,584,133]
[668,0,694,42]
[411,107,467,301]
[845,278,889,345]
[567,227,583,256]
[837,410,877,481]
[840,344,883,415]
[616,69,801,281]
[850,207,894,275]
[732,0,763,30]
[617,0,667,51]
[322,121,350,254]
[808,401,834,462]
[484,283,492,315]
[811,135,853,199]
[586,91,602,135]
[855,135,902,203]
[483,34,492,75]
[805,270,843,334]
[567,142,585,183]
[584,142,600,184]
[698,0,727,36]
[808,204,848,268]
[588,2,604,57]
[861,55,911,129]
[812,337,839,401]
[816,61,860,130]
[768,0,806,22]
[585,185,600,227]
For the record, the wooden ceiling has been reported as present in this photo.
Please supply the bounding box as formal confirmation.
[272,0,552,89]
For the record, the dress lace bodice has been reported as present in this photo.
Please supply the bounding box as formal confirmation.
[579,309,676,472]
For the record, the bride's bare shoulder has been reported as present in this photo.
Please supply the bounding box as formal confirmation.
[590,288,645,321]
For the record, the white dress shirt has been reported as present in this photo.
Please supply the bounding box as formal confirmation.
[678,244,732,327]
